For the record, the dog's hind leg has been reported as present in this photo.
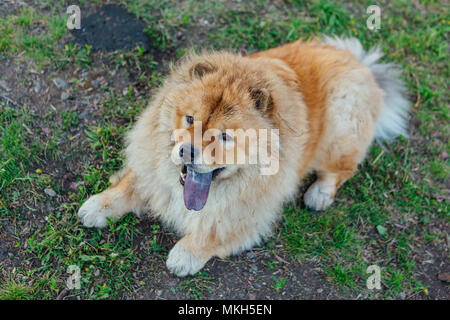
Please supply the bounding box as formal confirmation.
[304,162,357,211]
[303,65,383,211]
[78,169,142,227]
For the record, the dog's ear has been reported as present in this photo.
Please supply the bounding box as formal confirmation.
[190,62,215,79]
[250,88,273,114]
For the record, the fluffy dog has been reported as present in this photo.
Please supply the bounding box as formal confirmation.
[78,37,409,276]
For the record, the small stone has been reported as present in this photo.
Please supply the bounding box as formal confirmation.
[61,92,71,101]
[246,251,255,259]
[79,110,89,120]
[439,151,448,160]
[44,188,56,197]
[91,79,102,87]
[0,80,11,91]
[437,273,450,282]
[317,288,323,293]
[53,78,67,89]
[34,81,41,93]
[42,127,50,135]
[94,269,100,277]
[80,71,89,80]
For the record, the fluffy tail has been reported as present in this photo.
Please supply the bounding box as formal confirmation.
[323,36,410,141]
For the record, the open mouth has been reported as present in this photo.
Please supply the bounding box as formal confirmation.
[179,164,225,211]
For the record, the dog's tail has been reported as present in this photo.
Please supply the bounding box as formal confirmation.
[323,36,410,141]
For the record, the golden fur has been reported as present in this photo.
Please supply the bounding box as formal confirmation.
[78,37,409,276]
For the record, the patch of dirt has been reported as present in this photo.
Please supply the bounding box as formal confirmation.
[415,239,450,299]
[0,0,27,18]
[70,4,150,52]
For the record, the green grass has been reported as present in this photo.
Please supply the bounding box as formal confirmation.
[0,5,93,68]
[176,272,216,299]
[272,276,288,293]
[26,210,141,299]
[0,106,48,218]
[0,278,41,300]
[0,0,448,299]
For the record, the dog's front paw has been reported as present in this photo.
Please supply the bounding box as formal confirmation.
[166,242,206,277]
[304,181,335,211]
[78,194,111,228]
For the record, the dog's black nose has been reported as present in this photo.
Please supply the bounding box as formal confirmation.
[179,144,197,163]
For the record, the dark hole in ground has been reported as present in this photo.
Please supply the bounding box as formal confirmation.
[70,4,150,52]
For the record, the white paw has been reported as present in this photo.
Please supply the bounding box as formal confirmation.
[304,181,335,211]
[77,194,112,228]
[166,243,206,277]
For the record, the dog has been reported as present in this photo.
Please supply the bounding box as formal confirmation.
[78,37,409,276]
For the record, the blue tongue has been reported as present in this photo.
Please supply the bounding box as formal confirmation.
[183,167,213,211]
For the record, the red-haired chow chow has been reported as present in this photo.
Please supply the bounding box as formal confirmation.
[78,37,409,276]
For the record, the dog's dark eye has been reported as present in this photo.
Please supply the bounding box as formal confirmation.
[186,115,194,126]
[220,132,232,142]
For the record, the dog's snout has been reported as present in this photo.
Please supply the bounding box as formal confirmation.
[179,144,198,163]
